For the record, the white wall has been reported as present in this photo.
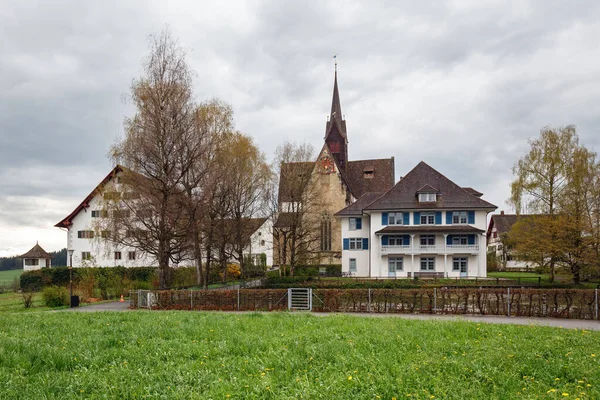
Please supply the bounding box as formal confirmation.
[246,219,273,267]
[340,216,370,276]
[23,258,49,271]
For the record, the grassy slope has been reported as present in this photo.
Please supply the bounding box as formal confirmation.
[0,312,598,399]
[0,269,22,286]
[0,292,51,313]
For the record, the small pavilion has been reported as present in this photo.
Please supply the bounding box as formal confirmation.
[19,242,52,271]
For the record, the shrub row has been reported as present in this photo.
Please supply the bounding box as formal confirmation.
[275,264,342,277]
[137,288,599,319]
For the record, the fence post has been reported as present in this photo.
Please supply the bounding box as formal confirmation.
[507,287,511,317]
[434,287,437,314]
[594,288,598,320]
[190,289,193,310]
[368,288,372,313]
[538,277,541,285]
[237,287,240,311]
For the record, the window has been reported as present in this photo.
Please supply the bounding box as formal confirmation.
[114,252,122,260]
[388,212,403,225]
[363,170,374,179]
[128,251,136,260]
[91,210,108,218]
[419,193,436,202]
[388,236,404,246]
[492,231,497,238]
[260,240,265,247]
[329,141,340,153]
[24,259,39,266]
[452,211,468,224]
[452,236,468,245]
[420,235,435,246]
[389,257,403,271]
[349,238,363,250]
[349,217,358,230]
[320,216,332,251]
[81,252,92,261]
[453,257,468,272]
[420,257,435,271]
[420,212,435,225]
[77,230,94,239]
[101,231,111,239]
[349,258,357,272]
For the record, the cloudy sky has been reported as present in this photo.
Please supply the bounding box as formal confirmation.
[1,0,600,256]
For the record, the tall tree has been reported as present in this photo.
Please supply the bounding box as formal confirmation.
[510,125,578,282]
[105,29,197,288]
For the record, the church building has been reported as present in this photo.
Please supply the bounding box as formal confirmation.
[274,68,395,265]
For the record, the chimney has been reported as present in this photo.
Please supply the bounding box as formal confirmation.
[500,210,504,215]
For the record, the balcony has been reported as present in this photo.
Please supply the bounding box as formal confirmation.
[380,244,479,255]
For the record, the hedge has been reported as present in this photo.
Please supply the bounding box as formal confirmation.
[135,288,600,319]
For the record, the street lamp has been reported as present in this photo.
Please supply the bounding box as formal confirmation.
[68,249,74,307]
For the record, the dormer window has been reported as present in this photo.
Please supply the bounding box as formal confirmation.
[363,167,374,179]
[419,193,436,202]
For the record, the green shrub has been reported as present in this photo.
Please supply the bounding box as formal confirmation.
[42,286,69,307]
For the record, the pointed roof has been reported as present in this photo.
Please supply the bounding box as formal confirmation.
[55,165,123,228]
[335,192,385,216]
[19,243,52,259]
[325,69,347,139]
[365,161,497,210]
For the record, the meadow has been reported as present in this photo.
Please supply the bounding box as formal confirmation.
[0,311,598,399]
[0,268,22,286]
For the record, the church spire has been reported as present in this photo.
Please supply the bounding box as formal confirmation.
[330,62,343,125]
[325,58,348,171]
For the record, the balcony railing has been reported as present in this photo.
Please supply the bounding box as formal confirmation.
[380,244,479,255]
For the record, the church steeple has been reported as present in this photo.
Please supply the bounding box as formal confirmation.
[325,62,348,171]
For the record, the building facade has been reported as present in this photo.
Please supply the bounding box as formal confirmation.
[336,162,497,278]
[486,212,531,270]
[19,243,52,271]
[55,166,273,268]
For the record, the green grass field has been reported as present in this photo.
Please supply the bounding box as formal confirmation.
[0,269,22,286]
[0,311,598,399]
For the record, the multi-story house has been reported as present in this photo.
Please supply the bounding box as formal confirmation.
[335,161,497,278]
[55,165,273,268]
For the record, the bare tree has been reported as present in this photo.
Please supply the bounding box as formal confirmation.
[104,28,197,288]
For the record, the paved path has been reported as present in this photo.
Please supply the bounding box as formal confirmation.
[62,301,600,330]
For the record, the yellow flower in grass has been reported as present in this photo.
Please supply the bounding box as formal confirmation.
[548,389,556,393]
[347,376,352,381]
[562,393,569,397]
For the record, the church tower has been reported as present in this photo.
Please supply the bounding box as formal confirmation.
[324,67,348,172]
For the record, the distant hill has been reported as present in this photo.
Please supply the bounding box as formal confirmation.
[0,248,67,270]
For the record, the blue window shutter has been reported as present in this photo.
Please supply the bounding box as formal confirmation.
[446,211,452,225]
[362,238,368,250]
[382,213,388,225]
[468,235,475,245]
[343,238,349,250]
[403,213,410,225]
[447,235,452,245]
[435,211,442,225]
[403,235,410,246]
[382,235,388,246]
[468,211,475,224]
[414,212,421,225]
[356,218,362,230]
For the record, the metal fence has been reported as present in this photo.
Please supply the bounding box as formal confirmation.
[128,287,600,319]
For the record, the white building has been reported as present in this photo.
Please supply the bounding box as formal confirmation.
[19,242,52,271]
[486,212,531,270]
[335,161,497,278]
[55,166,273,268]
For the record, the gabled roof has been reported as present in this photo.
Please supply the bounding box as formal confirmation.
[19,243,52,259]
[219,218,268,243]
[345,158,395,199]
[335,192,384,216]
[365,161,497,210]
[462,187,483,197]
[55,165,123,228]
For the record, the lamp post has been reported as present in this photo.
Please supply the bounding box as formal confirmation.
[68,249,74,307]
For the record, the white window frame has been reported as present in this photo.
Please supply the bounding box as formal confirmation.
[349,258,357,272]
[389,257,404,271]
[388,236,404,246]
[420,235,435,246]
[114,251,122,260]
[349,238,363,250]
[349,218,357,231]
[420,257,435,271]
[388,212,403,225]
[420,212,435,225]
[128,251,136,260]
[24,259,39,266]
[81,252,91,261]
[419,193,436,202]
[452,211,468,224]
[452,236,468,245]
[453,257,468,271]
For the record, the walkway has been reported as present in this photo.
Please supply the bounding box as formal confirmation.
[63,301,600,330]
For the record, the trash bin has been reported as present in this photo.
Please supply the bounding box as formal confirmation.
[70,295,80,308]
